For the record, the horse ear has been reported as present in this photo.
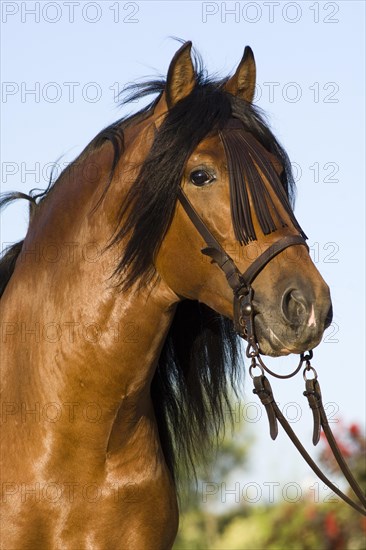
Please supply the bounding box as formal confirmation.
[224,46,256,103]
[165,41,196,108]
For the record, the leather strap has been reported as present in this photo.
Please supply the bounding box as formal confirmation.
[177,188,228,254]
[253,375,278,440]
[321,415,366,510]
[177,188,244,293]
[254,374,366,516]
[275,399,366,516]
[304,378,366,509]
[240,235,308,287]
[178,188,308,294]
[304,378,322,445]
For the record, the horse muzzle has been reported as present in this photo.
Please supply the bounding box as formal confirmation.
[252,285,333,357]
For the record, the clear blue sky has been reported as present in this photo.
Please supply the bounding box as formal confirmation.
[1,1,365,509]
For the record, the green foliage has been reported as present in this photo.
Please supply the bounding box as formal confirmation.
[262,501,366,550]
[174,402,253,548]
[175,501,366,549]
[174,417,366,550]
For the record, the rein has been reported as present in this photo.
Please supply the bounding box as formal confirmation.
[178,187,366,516]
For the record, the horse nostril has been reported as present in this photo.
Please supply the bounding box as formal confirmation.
[281,288,308,325]
[325,304,333,329]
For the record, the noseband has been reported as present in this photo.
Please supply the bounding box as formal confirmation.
[178,187,366,516]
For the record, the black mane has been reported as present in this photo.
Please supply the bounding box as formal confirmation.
[0,48,302,488]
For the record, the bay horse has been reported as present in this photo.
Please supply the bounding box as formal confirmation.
[0,43,332,549]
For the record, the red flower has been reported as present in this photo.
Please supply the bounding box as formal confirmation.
[324,511,340,539]
[349,423,361,438]
[362,517,366,533]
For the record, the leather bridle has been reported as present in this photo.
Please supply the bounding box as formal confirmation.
[178,188,308,340]
[178,187,366,516]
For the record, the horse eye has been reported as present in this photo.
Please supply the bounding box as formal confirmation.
[190,169,215,187]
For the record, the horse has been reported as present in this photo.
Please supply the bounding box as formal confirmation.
[0,42,332,549]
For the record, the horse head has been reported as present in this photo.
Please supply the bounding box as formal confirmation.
[118,42,332,357]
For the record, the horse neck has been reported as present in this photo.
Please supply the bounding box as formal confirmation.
[1,117,178,454]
